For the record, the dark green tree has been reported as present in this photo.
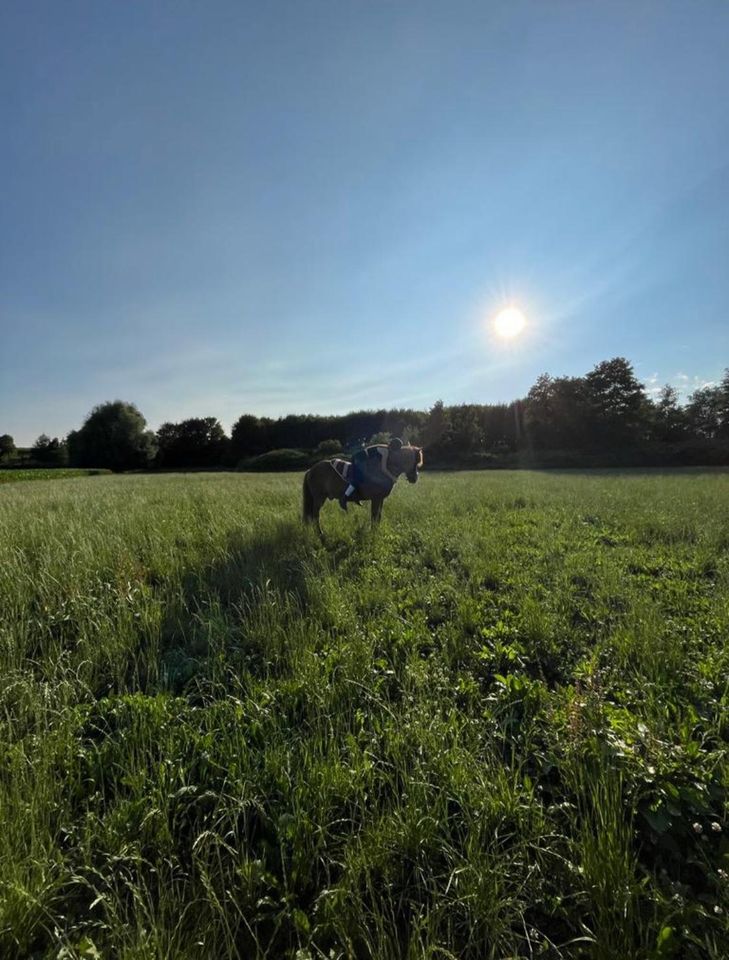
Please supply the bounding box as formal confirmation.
[156,417,228,468]
[448,404,484,453]
[231,414,272,459]
[524,374,590,448]
[584,357,648,444]
[67,401,156,471]
[685,384,723,439]
[383,409,428,445]
[718,369,729,439]
[478,402,522,452]
[315,439,343,456]
[0,434,16,462]
[650,385,688,442]
[422,400,450,449]
[31,434,68,466]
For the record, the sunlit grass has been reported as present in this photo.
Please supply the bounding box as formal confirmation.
[0,468,111,484]
[1,469,728,958]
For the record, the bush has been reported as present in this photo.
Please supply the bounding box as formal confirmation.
[314,439,342,457]
[237,448,311,471]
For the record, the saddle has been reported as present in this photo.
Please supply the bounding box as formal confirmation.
[330,458,353,482]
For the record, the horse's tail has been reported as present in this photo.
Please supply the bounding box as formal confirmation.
[302,470,315,523]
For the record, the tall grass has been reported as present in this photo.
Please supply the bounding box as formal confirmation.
[0,468,111,484]
[1,469,728,958]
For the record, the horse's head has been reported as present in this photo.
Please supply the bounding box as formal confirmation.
[390,441,423,483]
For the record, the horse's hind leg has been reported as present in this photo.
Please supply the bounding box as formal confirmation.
[371,497,384,524]
[305,498,324,535]
[313,499,325,537]
[302,478,317,530]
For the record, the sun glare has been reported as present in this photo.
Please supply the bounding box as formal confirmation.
[493,306,526,339]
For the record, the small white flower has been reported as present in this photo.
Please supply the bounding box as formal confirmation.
[692,822,702,833]
[711,822,722,833]
[714,905,723,915]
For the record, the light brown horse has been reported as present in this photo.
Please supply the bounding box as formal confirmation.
[303,444,423,532]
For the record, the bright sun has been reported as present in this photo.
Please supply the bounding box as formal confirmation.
[493,306,526,339]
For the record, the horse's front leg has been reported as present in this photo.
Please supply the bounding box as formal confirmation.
[371,497,384,524]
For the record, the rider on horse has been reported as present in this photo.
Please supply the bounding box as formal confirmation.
[340,437,403,511]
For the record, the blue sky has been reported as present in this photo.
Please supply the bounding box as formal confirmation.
[2,0,728,444]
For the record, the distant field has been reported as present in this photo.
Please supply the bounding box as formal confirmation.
[1,470,728,959]
[0,467,111,484]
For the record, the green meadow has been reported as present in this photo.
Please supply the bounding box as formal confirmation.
[1,470,728,959]
[0,469,111,485]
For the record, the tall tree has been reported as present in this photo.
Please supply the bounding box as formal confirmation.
[0,434,16,462]
[718,369,729,439]
[423,400,450,449]
[448,404,484,453]
[651,385,687,442]
[67,401,156,471]
[231,415,272,459]
[156,417,228,468]
[584,357,648,444]
[31,434,68,466]
[480,402,522,452]
[685,384,723,439]
[524,375,589,448]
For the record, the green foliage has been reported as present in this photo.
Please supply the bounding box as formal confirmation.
[1,469,728,958]
[0,468,111,484]
[653,385,688,442]
[18,363,729,473]
[686,373,729,441]
[67,401,157,472]
[156,417,229,468]
[525,373,591,449]
[31,434,69,466]
[315,439,343,456]
[232,410,428,460]
[584,356,648,443]
[237,448,311,471]
[231,413,273,459]
[0,434,16,462]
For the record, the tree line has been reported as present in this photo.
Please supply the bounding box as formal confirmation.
[2,358,728,472]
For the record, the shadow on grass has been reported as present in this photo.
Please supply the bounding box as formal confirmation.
[154,517,334,695]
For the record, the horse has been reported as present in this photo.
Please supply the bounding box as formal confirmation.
[302,444,423,532]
